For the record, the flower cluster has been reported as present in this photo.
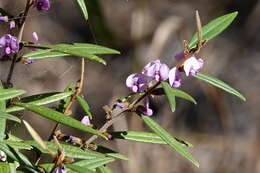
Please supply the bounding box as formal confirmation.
[126,54,204,116]
[0,34,19,58]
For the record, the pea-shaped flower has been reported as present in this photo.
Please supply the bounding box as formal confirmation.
[169,67,182,88]
[126,73,147,93]
[33,0,50,11]
[183,56,204,76]
[53,165,66,173]
[0,34,19,57]
[142,60,169,81]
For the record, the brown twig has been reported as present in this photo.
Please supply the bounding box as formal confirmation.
[84,81,161,146]
[48,58,85,141]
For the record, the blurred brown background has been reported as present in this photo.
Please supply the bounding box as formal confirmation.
[1,0,260,172]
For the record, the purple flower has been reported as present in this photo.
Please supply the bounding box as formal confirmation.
[8,21,15,29]
[0,34,19,57]
[137,97,153,116]
[53,165,66,173]
[169,67,182,88]
[32,32,39,44]
[24,58,33,64]
[33,0,50,11]
[142,60,169,81]
[183,56,204,76]
[80,116,90,126]
[116,102,125,109]
[0,16,8,22]
[126,73,147,92]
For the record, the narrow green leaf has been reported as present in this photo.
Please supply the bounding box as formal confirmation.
[0,111,20,123]
[0,143,35,169]
[72,157,115,169]
[194,73,246,101]
[23,120,50,153]
[14,103,106,139]
[161,82,176,112]
[172,88,197,104]
[141,115,199,167]
[0,89,26,101]
[1,140,32,150]
[66,164,95,173]
[110,131,193,147]
[23,43,120,65]
[57,83,75,113]
[96,145,130,160]
[0,162,17,173]
[76,0,88,21]
[76,95,92,118]
[0,85,6,140]
[6,92,73,113]
[98,165,113,173]
[189,12,238,49]
[20,92,60,102]
[25,140,106,160]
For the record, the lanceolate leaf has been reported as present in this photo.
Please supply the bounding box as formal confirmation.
[65,164,95,173]
[76,0,88,21]
[110,131,193,147]
[14,103,106,139]
[0,162,18,173]
[76,95,92,118]
[189,12,238,49]
[23,43,120,65]
[25,141,106,160]
[6,92,73,113]
[1,140,32,150]
[0,89,26,101]
[96,145,130,161]
[98,165,113,173]
[194,73,246,101]
[0,143,35,169]
[0,111,20,123]
[0,85,6,140]
[141,115,199,167]
[161,82,176,112]
[172,88,197,104]
[72,157,115,169]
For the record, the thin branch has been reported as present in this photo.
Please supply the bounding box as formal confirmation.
[84,81,161,146]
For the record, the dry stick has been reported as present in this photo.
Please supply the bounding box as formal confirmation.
[33,59,86,165]
[47,58,85,142]
[5,0,32,88]
[84,81,161,146]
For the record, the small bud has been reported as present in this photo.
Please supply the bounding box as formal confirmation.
[0,150,6,162]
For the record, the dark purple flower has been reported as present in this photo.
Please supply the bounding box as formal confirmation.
[0,34,19,57]
[0,16,8,22]
[53,165,66,173]
[80,116,90,126]
[33,0,50,11]
[169,67,182,88]
[8,21,15,29]
[126,73,147,92]
[142,60,169,81]
[183,56,204,76]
